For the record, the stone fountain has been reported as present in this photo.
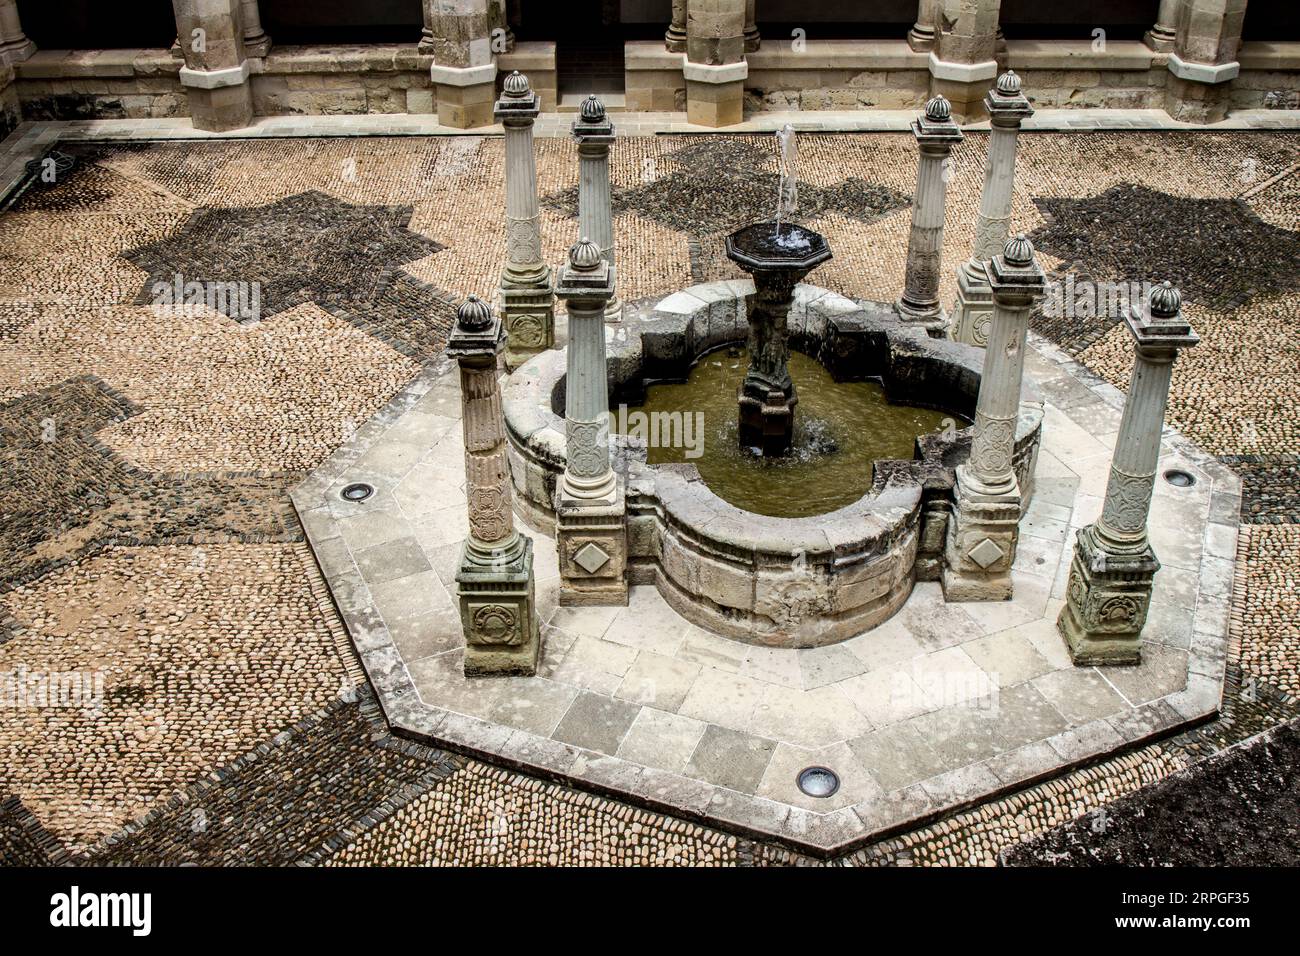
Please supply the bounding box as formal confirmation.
[725,125,831,455]
[725,221,831,456]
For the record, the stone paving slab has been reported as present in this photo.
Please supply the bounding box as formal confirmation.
[292,332,1235,855]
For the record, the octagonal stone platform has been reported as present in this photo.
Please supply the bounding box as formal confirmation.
[291,330,1237,856]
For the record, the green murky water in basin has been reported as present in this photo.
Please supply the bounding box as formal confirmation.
[611,349,959,518]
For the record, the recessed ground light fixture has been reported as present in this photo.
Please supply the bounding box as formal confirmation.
[1163,469,1196,488]
[341,482,375,502]
[796,766,840,798]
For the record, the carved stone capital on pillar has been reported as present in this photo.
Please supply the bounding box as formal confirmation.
[572,95,623,321]
[952,71,1033,347]
[943,235,1044,603]
[496,71,555,367]
[554,239,628,607]
[1059,282,1200,665]
[0,0,36,66]
[448,296,541,676]
[898,95,963,337]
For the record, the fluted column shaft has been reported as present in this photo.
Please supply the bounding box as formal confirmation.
[564,298,615,497]
[1096,350,1176,548]
[966,302,1031,493]
[577,144,620,320]
[503,118,545,284]
[459,353,520,554]
[902,145,951,316]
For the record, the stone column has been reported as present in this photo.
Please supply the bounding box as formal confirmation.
[573,95,622,322]
[744,0,761,53]
[448,296,541,677]
[1058,283,1200,665]
[1145,0,1182,53]
[908,0,942,54]
[929,0,1002,123]
[685,0,747,128]
[554,238,628,607]
[423,0,499,129]
[951,70,1032,347]
[942,235,1044,602]
[496,71,555,369]
[1164,0,1245,124]
[173,0,255,133]
[241,0,271,57]
[898,95,963,338]
[0,0,36,66]
[666,0,688,52]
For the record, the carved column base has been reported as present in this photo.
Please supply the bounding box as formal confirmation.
[1143,26,1176,53]
[1057,525,1160,666]
[950,263,994,347]
[456,535,540,677]
[941,467,1021,602]
[896,298,950,338]
[501,281,554,370]
[738,377,797,457]
[665,27,687,53]
[907,26,937,54]
[557,491,629,607]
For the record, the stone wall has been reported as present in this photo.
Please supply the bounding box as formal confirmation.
[15,50,186,120]
[12,43,557,122]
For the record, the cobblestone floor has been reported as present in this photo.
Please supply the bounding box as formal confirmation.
[0,129,1296,865]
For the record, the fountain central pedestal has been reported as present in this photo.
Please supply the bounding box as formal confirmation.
[725,222,832,456]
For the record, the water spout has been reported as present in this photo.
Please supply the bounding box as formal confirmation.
[775,123,798,235]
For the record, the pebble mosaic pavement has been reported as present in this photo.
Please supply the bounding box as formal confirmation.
[0,128,1297,865]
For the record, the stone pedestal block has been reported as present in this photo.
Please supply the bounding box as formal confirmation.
[184,78,255,132]
[557,495,629,607]
[1057,526,1159,666]
[458,535,541,675]
[501,285,554,368]
[942,487,1021,601]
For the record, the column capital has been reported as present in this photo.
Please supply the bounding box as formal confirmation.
[989,235,1046,304]
[984,70,1034,124]
[571,94,615,143]
[447,295,504,362]
[556,239,616,308]
[1125,281,1200,357]
[912,95,964,147]
[494,70,540,121]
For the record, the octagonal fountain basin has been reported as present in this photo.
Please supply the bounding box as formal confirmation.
[503,281,1044,648]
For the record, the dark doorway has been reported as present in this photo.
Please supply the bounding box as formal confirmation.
[516,1,659,104]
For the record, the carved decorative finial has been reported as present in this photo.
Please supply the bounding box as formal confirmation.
[924,94,952,123]
[456,294,494,331]
[569,237,602,271]
[996,70,1022,95]
[1149,280,1182,318]
[580,93,606,123]
[1004,233,1034,265]
[502,70,530,97]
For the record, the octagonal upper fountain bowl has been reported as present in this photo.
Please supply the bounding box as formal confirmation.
[502,281,1043,648]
